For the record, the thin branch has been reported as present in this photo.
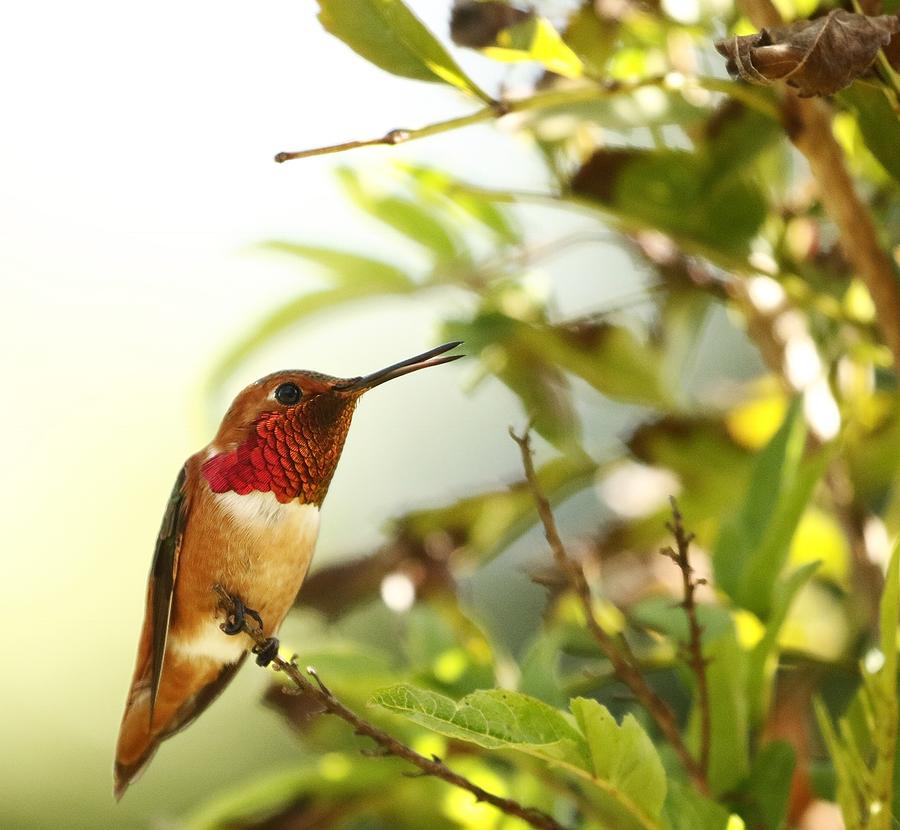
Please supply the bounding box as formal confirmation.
[212,586,573,830]
[508,429,708,793]
[659,496,711,779]
[273,82,656,163]
[737,0,900,371]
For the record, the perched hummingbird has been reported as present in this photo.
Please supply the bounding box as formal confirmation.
[114,341,462,799]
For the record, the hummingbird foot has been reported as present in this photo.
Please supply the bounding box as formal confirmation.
[220,595,264,636]
[253,637,280,667]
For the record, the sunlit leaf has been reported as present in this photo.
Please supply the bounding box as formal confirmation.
[315,0,490,100]
[788,508,849,586]
[370,684,590,769]
[482,17,586,79]
[571,697,667,822]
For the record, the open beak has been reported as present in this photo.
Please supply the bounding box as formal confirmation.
[335,341,463,393]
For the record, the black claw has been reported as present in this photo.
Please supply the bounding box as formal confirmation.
[221,596,264,636]
[254,637,280,667]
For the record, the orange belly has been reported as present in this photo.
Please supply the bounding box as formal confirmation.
[169,486,320,659]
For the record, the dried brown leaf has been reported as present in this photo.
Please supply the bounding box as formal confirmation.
[715,10,900,97]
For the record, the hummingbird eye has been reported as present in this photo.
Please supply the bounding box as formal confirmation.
[274,382,302,406]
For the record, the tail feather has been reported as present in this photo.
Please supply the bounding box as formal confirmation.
[114,654,246,799]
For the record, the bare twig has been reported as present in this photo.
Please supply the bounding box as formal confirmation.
[509,429,708,793]
[212,585,573,830]
[736,0,900,371]
[660,497,711,779]
[274,76,758,164]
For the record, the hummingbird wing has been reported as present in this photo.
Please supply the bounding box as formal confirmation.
[147,464,191,720]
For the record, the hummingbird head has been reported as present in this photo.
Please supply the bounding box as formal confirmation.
[202,341,462,505]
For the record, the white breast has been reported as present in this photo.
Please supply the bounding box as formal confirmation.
[213,490,319,530]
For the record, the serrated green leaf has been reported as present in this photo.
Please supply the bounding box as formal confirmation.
[371,685,663,829]
[315,0,490,100]
[369,684,589,769]
[570,698,667,820]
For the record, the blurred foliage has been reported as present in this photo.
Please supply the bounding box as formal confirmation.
[191,1,900,829]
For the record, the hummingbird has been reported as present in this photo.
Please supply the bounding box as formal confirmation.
[114,341,462,799]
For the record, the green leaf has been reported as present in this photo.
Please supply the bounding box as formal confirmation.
[548,322,672,408]
[183,761,397,830]
[713,400,830,617]
[398,163,520,244]
[630,597,734,647]
[839,84,900,185]
[571,148,767,263]
[482,17,585,79]
[662,781,731,830]
[746,562,819,723]
[562,5,618,76]
[315,0,490,100]
[337,168,464,263]
[570,698,667,821]
[700,101,783,185]
[371,685,664,829]
[369,684,589,769]
[518,628,568,707]
[739,741,795,830]
[699,630,750,795]
[261,242,415,289]
[815,540,900,830]
[443,312,583,450]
